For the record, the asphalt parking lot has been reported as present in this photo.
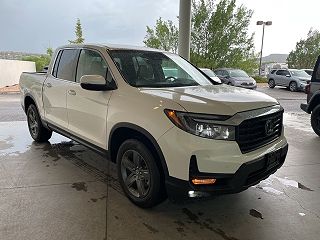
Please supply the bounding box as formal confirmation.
[0,86,319,240]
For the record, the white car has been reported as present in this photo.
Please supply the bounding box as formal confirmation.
[20,44,288,208]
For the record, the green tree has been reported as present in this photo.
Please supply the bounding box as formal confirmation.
[22,55,51,72]
[46,47,53,57]
[143,0,257,74]
[69,18,85,44]
[191,0,257,74]
[144,18,179,53]
[287,29,320,69]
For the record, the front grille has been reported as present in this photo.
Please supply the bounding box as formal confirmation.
[241,82,254,86]
[237,110,283,153]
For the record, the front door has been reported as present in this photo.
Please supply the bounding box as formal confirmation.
[66,49,114,149]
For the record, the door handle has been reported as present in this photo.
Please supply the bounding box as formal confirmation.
[68,90,76,96]
[46,83,52,88]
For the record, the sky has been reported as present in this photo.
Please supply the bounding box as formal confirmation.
[0,0,319,57]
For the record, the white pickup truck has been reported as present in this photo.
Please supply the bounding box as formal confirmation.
[20,44,288,208]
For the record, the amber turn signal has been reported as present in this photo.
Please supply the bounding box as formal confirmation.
[192,178,216,185]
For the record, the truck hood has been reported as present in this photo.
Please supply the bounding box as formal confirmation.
[140,85,278,115]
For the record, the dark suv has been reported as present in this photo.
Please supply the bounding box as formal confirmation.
[301,56,320,136]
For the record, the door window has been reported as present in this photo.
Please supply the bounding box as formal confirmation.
[76,49,108,83]
[276,70,290,76]
[56,49,79,81]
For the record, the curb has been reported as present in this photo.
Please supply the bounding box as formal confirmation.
[0,91,20,95]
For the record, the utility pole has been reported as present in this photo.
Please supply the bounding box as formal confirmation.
[257,21,272,76]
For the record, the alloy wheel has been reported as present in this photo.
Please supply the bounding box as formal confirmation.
[28,107,38,137]
[120,150,151,198]
[289,82,297,92]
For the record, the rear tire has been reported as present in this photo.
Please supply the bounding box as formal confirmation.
[268,79,275,88]
[289,81,297,92]
[311,105,320,137]
[27,104,52,142]
[116,139,165,208]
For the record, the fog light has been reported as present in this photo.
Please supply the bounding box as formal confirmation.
[192,178,216,185]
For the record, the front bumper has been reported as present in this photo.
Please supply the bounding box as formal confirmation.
[234,82,257,89]
[297,82,308,91]
[166,144,288,199]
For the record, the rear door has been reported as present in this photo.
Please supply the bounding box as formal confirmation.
[66,48,114,149]
[309,56,320,102]
[43,49,79,129]
[275,70,288,86]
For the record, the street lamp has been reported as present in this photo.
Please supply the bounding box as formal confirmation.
[257,21,272,76]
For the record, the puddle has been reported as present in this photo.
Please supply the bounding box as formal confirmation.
[0,121,70,157]
[71,182,88,192]
[254,175,313,195]
[90,196,107,202]
[273,176,313,191]
[255,186,284,195]
[143,223,159,234]
[181,208,239,240]
[283,113,313,133]
[249,209,263,219]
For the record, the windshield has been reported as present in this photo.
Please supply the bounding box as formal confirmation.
[201,69,216,77]
[229,69,249,78]
[110,50,213,88]
[290,70,310,78]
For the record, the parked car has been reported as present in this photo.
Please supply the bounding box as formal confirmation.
[214,68,257,89]
[267,69,311,92]
[20,44,288,208]
[301,57,320,136]
[301,69,313,76]
[199,68,222,84]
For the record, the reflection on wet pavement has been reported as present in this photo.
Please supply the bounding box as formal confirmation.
[1,120,320,240]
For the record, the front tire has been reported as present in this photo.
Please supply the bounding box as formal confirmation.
[27,104,52,142]
[116,139,165,208]
[289,81,298,92]
[268,79,275,88]
[311,105,320,137]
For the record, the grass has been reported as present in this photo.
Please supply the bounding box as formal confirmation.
[252,75,268,83]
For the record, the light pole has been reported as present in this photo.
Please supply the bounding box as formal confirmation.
[257,21,272,76]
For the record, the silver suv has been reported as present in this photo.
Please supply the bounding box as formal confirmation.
[214,68,257,89]
[267,69,311,92]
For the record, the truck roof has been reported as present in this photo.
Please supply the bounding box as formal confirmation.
[58,43,166,53]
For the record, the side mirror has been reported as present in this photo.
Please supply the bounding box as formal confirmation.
[80,75,115,91]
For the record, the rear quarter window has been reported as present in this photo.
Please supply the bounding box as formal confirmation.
[56,49,79,81]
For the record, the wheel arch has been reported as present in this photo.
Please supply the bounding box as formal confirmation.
[24,94,38,113]
[108,123,169,179]
[309,93,320,112]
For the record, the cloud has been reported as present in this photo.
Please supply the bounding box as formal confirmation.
[0,0,179,53]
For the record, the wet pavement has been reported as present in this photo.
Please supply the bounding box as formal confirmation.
[0,89,320,240]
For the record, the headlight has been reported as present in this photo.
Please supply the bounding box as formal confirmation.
[164,109,235,140]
